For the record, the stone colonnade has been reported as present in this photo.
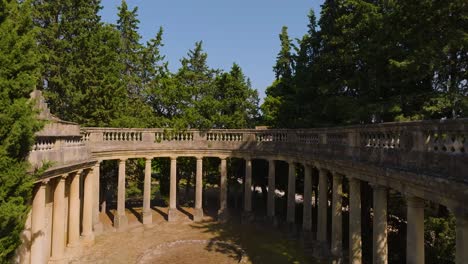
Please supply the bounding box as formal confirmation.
[25,156,468,264]
[28,168,95,264]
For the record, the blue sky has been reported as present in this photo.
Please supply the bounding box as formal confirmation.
[100,0,324,100]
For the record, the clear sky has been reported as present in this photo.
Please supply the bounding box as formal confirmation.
[99,0,324,100]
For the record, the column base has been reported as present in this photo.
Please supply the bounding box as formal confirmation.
[142,211,153,225]
[168,208,178,222]
[114,214,128,231]
[241,211,254,223]
[93,221,103,235]
[48,256,68,264]
[217,209,229,223]
[81,232,95,245]
[193,208,204,222]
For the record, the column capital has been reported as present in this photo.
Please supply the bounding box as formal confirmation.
[332,172,344,181]
[406,195,425,209]
[195,156,204,160]
[244,156,252,161]
[145,157,153,163]
[169,156,178,161]
[40,179,50,186]
[370,183,387,191]
[219,156,228,161]
[119,158,127,163]
[59,174,68,180]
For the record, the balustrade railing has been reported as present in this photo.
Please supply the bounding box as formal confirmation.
[32,137,56,151]
[207,132,243,141]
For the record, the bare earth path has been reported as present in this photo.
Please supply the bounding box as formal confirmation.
[68,207,313,264]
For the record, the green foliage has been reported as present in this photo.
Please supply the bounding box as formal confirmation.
[425,215,456,264]
[262,0,468,128]
[0,0,43,261]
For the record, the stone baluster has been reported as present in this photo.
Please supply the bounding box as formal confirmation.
[349,177,362,264]
[406,195,425,264]
[68,171,81,247]
[50,175,67,263]
[303,163,312,232]
[218,157,228,222]
[331,172,343,263]
[114,159,128,230]
[82,168,94,243]
[168,157,178,221]
[267,159,276,220]
[287,160,296,224]
[31,180,48,264]
[373,185,388,264]
[142,157,153,225]
[317,167,328,243]
[194,157,204,221]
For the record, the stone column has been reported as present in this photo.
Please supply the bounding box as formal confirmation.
[455,212,468,264]
[82,169,94,244]
[50,175,67,263]
[114,159,128,229]
[406,196,424,264]
[317,168,328,242]
[267,159,275,219]
[68,171,80,247]
[373,185,388,264]
[194,157,203,221]
[168,157,178,221]
[93,161,103,233]
[142,157,153,225]
[349,177,362,264]
[286,161,296,224]
[243,158,252,216]
[331,172,343,262]
[303,164,312,232]
[218,157,228,222]
[31,181,47,264]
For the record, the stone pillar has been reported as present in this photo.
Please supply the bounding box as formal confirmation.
[82,169,94,243]
[93,161,103,233]
[218,157,228,222]
[114,159,128,229]
[317,168,328,242]
[455,212,468,264]
[50,175,67,263]
[243,158,252,214]
[406,196,424,264]
[303,164,312,232]
[349,177,362,264]
[373,185,388,264]
[31,181,47,264]
[168,157,178,221]
[286,161,296,224]
[142,157,153,225]
[68,171,80,247]
[267,159,275,219]
[331,173,343,262]
[194,157,203,221]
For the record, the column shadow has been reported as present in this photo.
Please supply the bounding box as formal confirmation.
[151,206,168,221]
[176,205,193,220]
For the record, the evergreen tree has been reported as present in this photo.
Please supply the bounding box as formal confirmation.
[116,0,143,99]
[33,0,129,126]
[0,0,43,261]
[214,63,260,128]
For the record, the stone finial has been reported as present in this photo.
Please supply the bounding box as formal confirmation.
[29,89,60,121]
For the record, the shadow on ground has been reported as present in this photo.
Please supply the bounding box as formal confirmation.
[190,216,315,264]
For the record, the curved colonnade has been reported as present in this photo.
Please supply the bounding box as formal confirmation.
[18,120,468,264]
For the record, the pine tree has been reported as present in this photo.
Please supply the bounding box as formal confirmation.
[33,0,129,126]
[0,0,43,261]
[214,63,259,128]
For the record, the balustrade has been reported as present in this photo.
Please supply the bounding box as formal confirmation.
[207,132,243,141]
[103,131,142,141]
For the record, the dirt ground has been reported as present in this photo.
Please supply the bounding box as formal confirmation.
[68,206,313,264]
